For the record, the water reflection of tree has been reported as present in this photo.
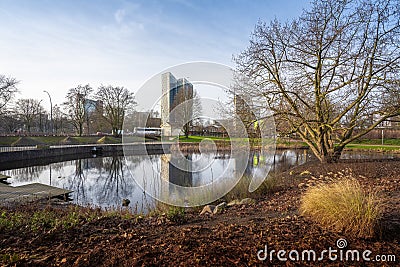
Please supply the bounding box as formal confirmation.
[68,159,88,203]
[50,161,72,172]
[270,150,310,173]
[5,165,45,182]
[5,160,79,183]
[95,156,139,206]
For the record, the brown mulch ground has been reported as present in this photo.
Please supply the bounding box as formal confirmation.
[0,160,399,266]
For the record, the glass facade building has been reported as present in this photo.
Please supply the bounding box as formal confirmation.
[161,72,193,128]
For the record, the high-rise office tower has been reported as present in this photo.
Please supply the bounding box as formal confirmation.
[161,72,193,136]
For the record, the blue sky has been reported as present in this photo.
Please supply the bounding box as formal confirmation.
[0,0,310,109]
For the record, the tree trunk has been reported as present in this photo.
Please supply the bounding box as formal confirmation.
[332,146,344,162]
[79,124,83,136]
[184,123,190,138]
[320,146,344,163]
[113,128,120,137]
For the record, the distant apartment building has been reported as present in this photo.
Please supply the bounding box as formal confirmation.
[84,98,102,114]
[359,114,400,139]
[75,93,103,115]
[161,72,194,135]
[131,111,161,127]
[372,114,400,129]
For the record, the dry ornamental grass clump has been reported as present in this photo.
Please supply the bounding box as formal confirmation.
[300,176,385,238]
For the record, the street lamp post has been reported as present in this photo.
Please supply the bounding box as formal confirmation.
[43,90,53,135]
[38,99,43,133]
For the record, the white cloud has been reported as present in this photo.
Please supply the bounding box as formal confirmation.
[114,8,126,24]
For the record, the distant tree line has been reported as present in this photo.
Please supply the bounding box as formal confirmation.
[0,79,136,137]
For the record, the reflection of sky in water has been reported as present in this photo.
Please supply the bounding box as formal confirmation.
[4,149,390,212]
[2,150,311,212]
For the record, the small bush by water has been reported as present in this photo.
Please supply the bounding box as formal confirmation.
[0,205,101,233]
[224,174,280,202]
[300,177,385,238]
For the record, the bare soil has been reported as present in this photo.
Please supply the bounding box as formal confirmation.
[0,159,399,266]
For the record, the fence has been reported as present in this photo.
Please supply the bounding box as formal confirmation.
[361,129,400,139]
[0,146,37,153]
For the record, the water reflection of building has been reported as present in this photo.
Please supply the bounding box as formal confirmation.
[160,154,193,202]
[232,149,312,179]
[160,154,193,187]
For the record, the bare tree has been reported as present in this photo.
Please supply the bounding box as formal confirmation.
[0,112,21,134]
[52,105,70,135]
[64,84,93,136]
[14,98,43,133]
[193,90,202,122]
[235,0,400,163]
[0,75,19,113]
[95,85,136,137]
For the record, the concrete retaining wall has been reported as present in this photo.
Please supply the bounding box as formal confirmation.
[0,143,172,166]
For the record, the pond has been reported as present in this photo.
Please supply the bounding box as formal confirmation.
[2,149,398,212]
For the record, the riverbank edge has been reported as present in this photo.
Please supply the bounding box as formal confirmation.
[0,159,399,266]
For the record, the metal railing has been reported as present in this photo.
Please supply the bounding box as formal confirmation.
[0,142,163,153]
[0,146,38,153]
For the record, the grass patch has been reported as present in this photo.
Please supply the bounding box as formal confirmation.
[178,135,229,143]
[352,138,400,146]
[96,136,121,144]
[70,136,102,144]
[10,137,44,146]
[300,177,385,238]
[165,206,186,224]
[0,136,19,146]
[0,206,101,233]
[224,174,280,202]
[30,136,65,145]
[148,203,187,224]
[1,253,20,264]
[60,136,80,145]
[345,144,400,151]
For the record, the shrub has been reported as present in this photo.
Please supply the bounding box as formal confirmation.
[300,177,385,238]
[224,174,280,202]
[166,206,186,224]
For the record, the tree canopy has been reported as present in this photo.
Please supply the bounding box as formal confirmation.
[64,84,93,136]
[0,75,18,113]
[235,0,400,162]
[96,85,136,137]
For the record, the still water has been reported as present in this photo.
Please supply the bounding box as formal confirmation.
[3,150,397,212]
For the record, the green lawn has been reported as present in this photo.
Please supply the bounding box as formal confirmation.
[69,136,105,144]
[346,143,400,151]
[0,136,20,146]
[351,138,400,146]
[30,136,66,145]
[178,136,229,142]
[1,135,398,151]
[346,138,400,151]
